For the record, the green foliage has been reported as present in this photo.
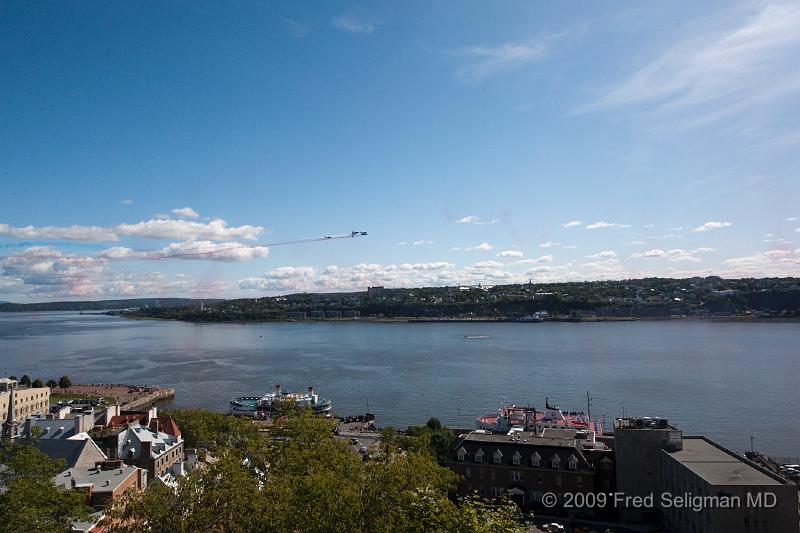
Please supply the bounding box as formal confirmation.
[20,374,32,386]
[0,443,91,532]
[58,375,71,389]
[166,408,261,450]
[46,379,58,389]
[32,378,44,388]
[404,417,454,463]
[105,409,526,533]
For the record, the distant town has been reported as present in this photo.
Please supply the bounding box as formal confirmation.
[4,276,795,323]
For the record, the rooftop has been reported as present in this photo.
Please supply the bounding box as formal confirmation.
[457,431,580,448]
[665,437,786,486]
[54,463,139,493]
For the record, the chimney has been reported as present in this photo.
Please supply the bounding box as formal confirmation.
[275,384,281,395]
[146,406,157,426]
[141,440,152,458]
[149,418,159,434]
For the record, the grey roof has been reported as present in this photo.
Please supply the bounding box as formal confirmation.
[34,440,88,469]
[54,464,138,493]
[24,419,76,440]
[665,437,785,486]
[457,431,578,448]
[119,423,181,459]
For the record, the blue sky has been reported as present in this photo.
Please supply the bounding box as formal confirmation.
[1,1,799,302]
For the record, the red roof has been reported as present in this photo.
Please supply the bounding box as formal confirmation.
[158,416,181,438]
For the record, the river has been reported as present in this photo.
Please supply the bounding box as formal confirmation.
[0,312,798,456]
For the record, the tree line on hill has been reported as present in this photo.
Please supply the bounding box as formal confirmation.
[119,277,800,322]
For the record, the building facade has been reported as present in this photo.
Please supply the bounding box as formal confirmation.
[614,417,799,532]
[0,378,51,424]
[444,430,615,517]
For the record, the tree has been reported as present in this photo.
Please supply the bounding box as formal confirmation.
[104,409,527,533]
[58,375,71,390]
[46,379,57,389]
[32,378,44,388]
[0,443,91,532]
[8,375,17,381]
[19,374,31,387]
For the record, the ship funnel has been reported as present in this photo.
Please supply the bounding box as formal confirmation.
[275,384,282,394]
[308,386,315,396]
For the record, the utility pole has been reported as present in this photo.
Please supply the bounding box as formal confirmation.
[750,434,756,454]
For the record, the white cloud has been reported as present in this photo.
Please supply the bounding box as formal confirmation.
[98,247,135,259]
[450,40,546,83]
[413,240,433,245]
[171,207,200,219]
[120,199,133,205]
[457,215,498,225]
[115,218,264,241]
[585,221,632,230]
[453,242,493,252]
[0,217,264,242]
[630,248,702,262]
[154,241,269,262]
[562,220,583,228]
[0,246,200,299]
[786,217,799,222]
[583,2,800,130]
[692,221,732,232]
[332,14,374,34]
[586,250,618,259]
[539,241,561,248]
[514,255,554,265]
[496,250,524,258]
[472,260,505,269]
[0,223,118,242]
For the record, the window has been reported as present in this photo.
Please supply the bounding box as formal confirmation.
[530,452,541,467]
[510,470,521,482]
[456,447,467,461]
[474,449,484,463]
[492,449,502,464]
[551,455,561,469]
[512,451,521,465]
[490,487,504,497]
[567,455,578,470]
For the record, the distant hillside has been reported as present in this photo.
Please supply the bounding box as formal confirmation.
[0,298,223,312]
[0,301,11,305]
[121,276,800,322]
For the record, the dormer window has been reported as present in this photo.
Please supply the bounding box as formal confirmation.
[551,454,561,469]
[456,447,467,461]
[492,449,503,464]
[512,451,521,465]
[474,448,484,463]
[568,455,578,470]
[530,452,541,467]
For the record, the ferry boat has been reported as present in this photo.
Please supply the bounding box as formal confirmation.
[229,385,332,417]
[476,398,602,434]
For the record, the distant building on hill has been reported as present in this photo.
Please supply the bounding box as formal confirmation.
[367,286,385,297]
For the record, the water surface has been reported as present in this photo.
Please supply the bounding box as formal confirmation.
[1,312,797,455]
